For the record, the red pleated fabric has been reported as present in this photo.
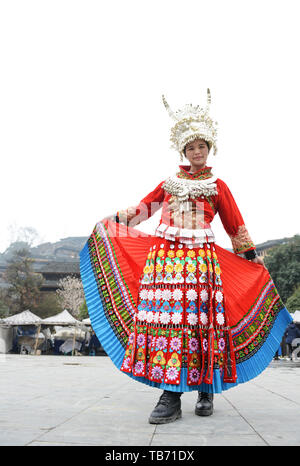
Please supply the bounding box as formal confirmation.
[103,220,152,306]
[95,219,285,388]
[214,244,270,328]
[104,219,270,328]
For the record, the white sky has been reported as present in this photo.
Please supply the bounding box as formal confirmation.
[0,0,299,253]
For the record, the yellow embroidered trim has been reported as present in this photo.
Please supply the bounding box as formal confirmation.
[229,225,255,254]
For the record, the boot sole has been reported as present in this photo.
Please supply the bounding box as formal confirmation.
[148,409,182,425]
[195,407,213,416]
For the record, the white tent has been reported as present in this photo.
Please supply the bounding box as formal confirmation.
[291,310,300,323]
[0,325,13,353]
[42,310,86,356]
[1,309,42,326]
[82,317,91,325]
[42,310,81,326]
[0,310,44,354]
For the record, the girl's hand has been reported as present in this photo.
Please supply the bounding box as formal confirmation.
[101,214,117,223]
[251,256,266,268]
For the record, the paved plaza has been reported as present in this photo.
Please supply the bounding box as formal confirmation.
[0,354,300,446]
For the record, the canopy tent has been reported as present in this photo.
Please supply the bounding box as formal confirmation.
[0,310,44,354]
[0,325,13,353]
[82,317,91,325]
[42,309,82,326]
[0,310,90,355]
[1,310,42,326]
[42,310,87,356]
[291,310,300,323]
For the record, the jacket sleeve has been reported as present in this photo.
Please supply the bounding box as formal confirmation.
[117,181,165,226]
[216,179,256,255]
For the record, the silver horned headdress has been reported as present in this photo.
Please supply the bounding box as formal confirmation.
[162,89,218,158]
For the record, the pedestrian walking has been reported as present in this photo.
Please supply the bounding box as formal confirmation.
[285,322,300,360]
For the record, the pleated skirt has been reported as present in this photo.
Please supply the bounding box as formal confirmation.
[80,219,292,393]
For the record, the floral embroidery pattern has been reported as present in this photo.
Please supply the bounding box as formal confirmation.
[230,224,255,255]
[177,166,213,181]
[85,218,288,395]
[120,238,237,385]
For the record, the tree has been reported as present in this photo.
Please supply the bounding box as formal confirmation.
[0,290,10,318]
[264,235,300,303]
[286,285,300,312]
[7,224,42,248]
[78,300,89,320]
[56,275,85,318]
[3,248,44,314]
[34,292,62,319]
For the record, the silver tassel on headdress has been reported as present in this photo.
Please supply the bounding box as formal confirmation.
[206,88,211,109]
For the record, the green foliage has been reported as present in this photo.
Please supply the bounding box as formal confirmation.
[264,235,300,303]
[286,285,300,312]
[78,300,89,320]
[34,292,62,319]
[0,291,10,318]
[3,248,44,315]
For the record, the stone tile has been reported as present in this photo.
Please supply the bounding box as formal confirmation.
[261,430,300,446]
[223,390,298,410]
[36,426,155,446]
[155,413,254,436]
[151,433,267,446]
[0,429,45,446]
[236,408,300,433]
[1,355,300,447]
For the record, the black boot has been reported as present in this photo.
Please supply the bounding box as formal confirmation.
[148,390,182,424]
[195,392,214,416]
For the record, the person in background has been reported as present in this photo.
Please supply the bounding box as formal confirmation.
[285,323,300,360]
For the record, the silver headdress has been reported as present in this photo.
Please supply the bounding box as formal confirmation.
[162,89,218,158]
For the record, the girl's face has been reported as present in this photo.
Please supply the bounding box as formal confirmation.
[184,138,209,170]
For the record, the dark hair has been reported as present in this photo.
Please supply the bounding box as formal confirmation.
[183,139,210,155]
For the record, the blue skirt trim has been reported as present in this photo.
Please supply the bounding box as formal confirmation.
[80,242,293,393]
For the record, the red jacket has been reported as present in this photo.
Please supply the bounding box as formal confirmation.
[117,165,255,255]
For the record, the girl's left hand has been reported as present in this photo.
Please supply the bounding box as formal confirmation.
[251,256,266,268]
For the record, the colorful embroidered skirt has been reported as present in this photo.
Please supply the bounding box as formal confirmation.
[80,219,292,393]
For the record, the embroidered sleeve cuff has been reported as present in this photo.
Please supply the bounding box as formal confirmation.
[229,225,256,255]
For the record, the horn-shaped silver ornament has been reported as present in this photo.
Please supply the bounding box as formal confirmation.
[206,88,211,110]
[162,94,177,120]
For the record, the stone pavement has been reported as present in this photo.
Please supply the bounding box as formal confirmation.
[0,354,300,446]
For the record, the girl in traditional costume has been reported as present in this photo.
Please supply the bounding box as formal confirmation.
[80,90,292,424]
